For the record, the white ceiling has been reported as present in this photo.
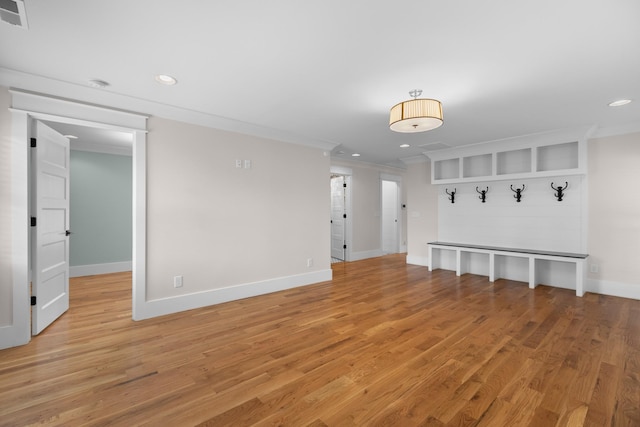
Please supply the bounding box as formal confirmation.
[2,0,639,166]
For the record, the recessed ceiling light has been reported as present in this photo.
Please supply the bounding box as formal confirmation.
[155,74,177,85]
[88,79,109,88]
[351,153,361,157]
[400,144,411,148]
[608,99,632,107]
[63,134,78,139]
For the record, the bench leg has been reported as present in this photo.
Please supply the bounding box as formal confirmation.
[529,257,537,289]
[576,260,585,297]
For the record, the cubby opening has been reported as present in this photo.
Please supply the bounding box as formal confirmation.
[536,142,579,172]
[534,259,576,290]
[430,248,456,271]
[494,254,529,283]
[462,154,492,178]
[497,148,532,175]
[434,158,460,180]
[459,251,490,276]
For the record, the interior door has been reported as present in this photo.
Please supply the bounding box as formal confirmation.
[31,121,70,335]
[382,180,399,254]
[330,175,346,260]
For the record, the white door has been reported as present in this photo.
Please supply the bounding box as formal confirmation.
[31,121,70,335]
[330,175,346,260]
[381,180,399,254]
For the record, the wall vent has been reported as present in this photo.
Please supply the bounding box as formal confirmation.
[0,0,28,29]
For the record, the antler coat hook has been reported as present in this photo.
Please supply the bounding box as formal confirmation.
[476,186,489,203]
[551,182,568,201]
[445,188,456,204]
[510,184,525,202]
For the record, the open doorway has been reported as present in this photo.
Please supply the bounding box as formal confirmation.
[44,121,134,279]
[381,175,402,255]
[329,166,353,263]
[3,89,147,350]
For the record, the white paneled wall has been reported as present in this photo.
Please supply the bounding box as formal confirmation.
[438,175,585,253]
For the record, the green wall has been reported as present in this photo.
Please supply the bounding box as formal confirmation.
[70,150,132,266]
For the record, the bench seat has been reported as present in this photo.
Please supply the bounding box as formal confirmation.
[427,241,588,296]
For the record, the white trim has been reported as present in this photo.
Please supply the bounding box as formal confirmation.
[586,279,640,300]
[70,261,132,278]
[406,255,428,267]
[591,121,640,139]
[1,73,337,152]
[135,269,333,320]
[9,89,148,130]
[132,130,146,320]
[0,111,30,350]
[350,249,384,261]
[71,141,132,156]
[4,89,147,350]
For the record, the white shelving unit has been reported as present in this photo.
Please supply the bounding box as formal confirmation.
[428,127,590,185]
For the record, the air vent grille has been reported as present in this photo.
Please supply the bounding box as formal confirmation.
[0,0,28,29]
[418,142,450,151]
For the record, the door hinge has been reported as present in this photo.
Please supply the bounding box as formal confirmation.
[343,183,347,188]
[343,213,347,218]
[343,244,347,249]
[31,296,36,306]
[30,217,36,227]
[30,138,37,148]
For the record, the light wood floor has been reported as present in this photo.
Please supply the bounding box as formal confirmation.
[1,254,639,426]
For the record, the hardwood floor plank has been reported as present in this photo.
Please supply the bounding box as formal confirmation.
[1,255,638,426]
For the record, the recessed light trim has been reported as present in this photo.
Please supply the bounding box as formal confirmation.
[155,74,177,85]
[400,144,411,148]
[608,99,632,107]
[351,153,361,157]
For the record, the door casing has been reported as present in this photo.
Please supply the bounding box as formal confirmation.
[3,89,147,350]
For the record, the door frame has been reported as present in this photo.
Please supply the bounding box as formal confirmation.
[3,89,147,349]
[380,173,403,254]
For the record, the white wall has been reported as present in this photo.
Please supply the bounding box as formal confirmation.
[588,132,640,292]
[438,175,585,253]
[0,87,12,326]
[405,160,438,266]
[146,116,331,301]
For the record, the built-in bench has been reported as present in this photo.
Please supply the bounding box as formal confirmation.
[427,241,589,296]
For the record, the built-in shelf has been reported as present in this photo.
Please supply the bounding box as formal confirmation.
[462,153,492,178]
[536,141,579,172]
[497,148,531,175]
[428,128,588,184]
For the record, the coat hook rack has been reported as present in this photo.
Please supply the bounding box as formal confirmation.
[551,181,568,201]
[445,188,456,204]
[510,184,525,202]
[476,186,489,203]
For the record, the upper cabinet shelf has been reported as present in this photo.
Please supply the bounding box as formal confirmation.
[428,127,591,184]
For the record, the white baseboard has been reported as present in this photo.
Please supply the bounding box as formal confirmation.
[406,255,428,267]
[350,249,384,261]
[135,269,333,320]
[586,278,640,300]
[70,261,132,278]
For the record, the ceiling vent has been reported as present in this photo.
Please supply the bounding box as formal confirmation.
[418,142,450,151]
[0,0,28,29]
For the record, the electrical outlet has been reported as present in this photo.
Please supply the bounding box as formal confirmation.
[307,258,313,267]
[174,275,183,288]
[235,159,242,168]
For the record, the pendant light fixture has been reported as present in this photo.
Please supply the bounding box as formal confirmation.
[389,89,443,133]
